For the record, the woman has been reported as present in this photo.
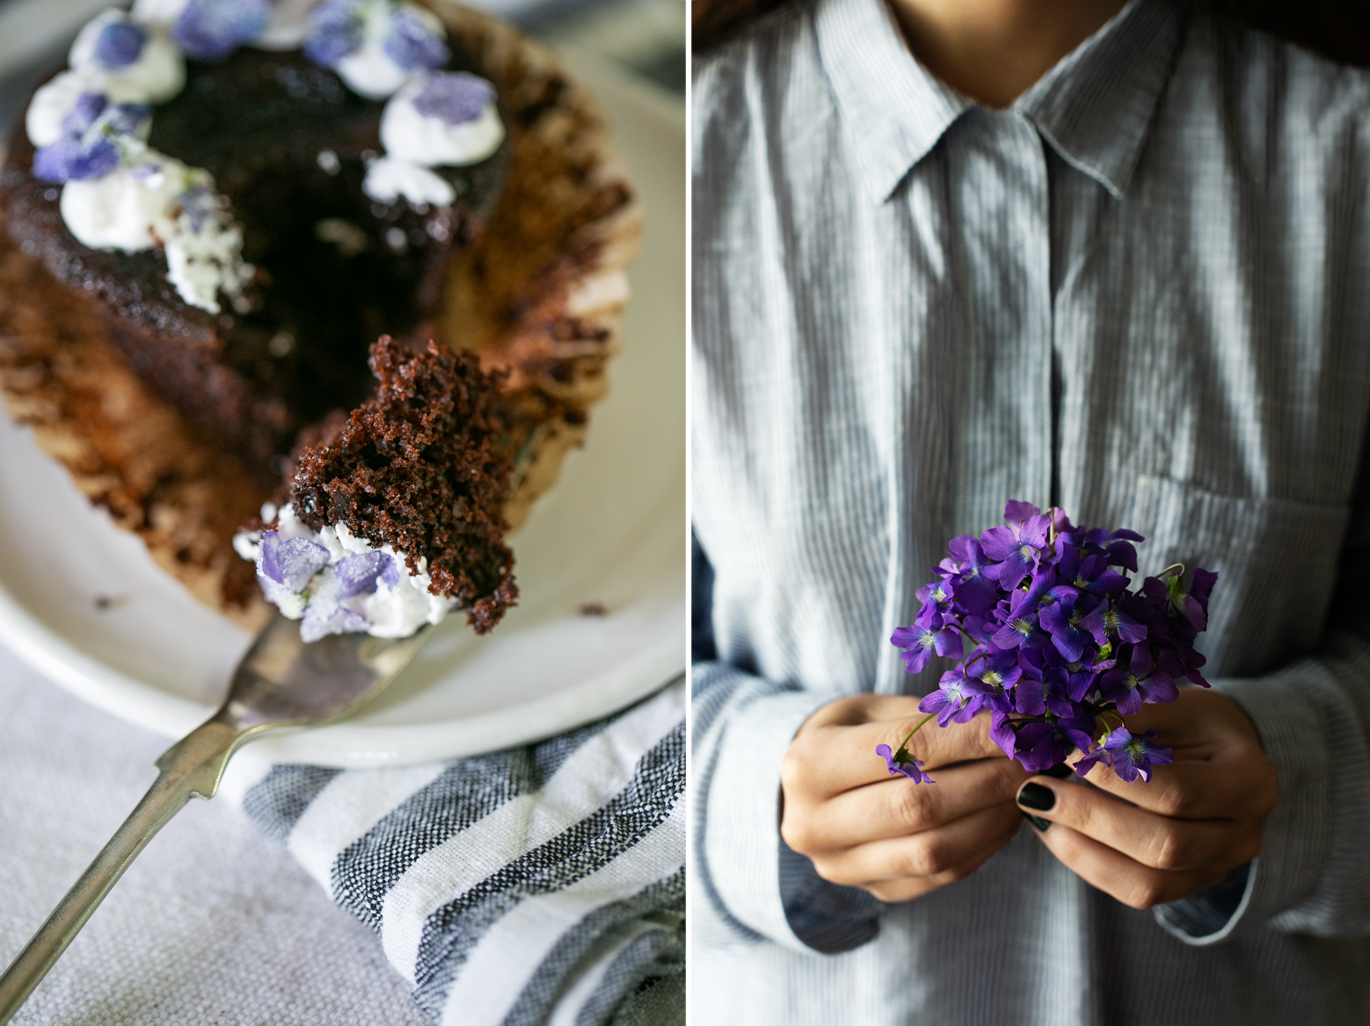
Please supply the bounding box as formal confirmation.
[690,0,1370,1021]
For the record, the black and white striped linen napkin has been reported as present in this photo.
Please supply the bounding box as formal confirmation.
[221,679,684,1026]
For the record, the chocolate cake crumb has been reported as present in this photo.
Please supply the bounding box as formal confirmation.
[290,335,517,632]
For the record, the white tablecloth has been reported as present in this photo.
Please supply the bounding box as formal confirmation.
[0,642,431,1026]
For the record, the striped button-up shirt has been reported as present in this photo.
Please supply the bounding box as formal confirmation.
[691,0,1370,1021]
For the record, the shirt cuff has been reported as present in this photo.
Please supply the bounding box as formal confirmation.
[1164,673,1336,941]
[703,687,857,952]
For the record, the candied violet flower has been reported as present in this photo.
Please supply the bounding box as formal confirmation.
[891,610,963,675]
[33,93,150,183]
[33,136,119,182]
[60,92,110,136]
[336,550,397,598]
[918,667,982,726]
[301,597,370,643]
[876,743,934,784]
[1080,598,1147,647]
[174,0,270,60]
[258,532,330,591]
[412,71,495,125]
[93,20,148,69]
[385,5,449,72]
[303,0,362,65]
[1101,727,1173,783]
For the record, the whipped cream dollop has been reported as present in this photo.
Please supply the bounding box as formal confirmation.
[234,503,455,643]
[362,155,453,207]
[58,150,252,314]
[364,72,503,206]
[306,0,448,100]
[69,9,185,103]
[380,72,503,165]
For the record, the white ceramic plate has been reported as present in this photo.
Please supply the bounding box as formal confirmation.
[0,57,685,767]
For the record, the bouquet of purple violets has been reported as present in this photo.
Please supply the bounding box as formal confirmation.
[880,501,1217,785]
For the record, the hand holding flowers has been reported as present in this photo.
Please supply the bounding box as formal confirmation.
[887,501,1216,783]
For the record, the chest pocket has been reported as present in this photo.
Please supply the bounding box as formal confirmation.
[1127,476,1351,678]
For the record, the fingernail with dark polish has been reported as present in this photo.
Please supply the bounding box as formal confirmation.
[1017,782,1056,812]
[1023,813,1051,832]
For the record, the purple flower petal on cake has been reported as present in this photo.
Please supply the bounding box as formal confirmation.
[336,550,395,598]
[173,0,270,60]
[94,20,148,69]
[33,136,120,182]
[411,71,494,124]
[104,102,152,138]
[60,92,109,137]
[303,0,362,65]
[259,532,330,591]
[384,7,449,71]
[300,598,370,643]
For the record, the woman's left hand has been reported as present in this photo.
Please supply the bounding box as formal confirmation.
[1015,688,1278,909]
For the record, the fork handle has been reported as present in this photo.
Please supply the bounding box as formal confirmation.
[0,717,241,1025]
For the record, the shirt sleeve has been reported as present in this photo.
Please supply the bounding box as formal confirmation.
[689,660,884,954]
[1154,461,1370,944]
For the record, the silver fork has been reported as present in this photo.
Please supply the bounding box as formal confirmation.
[0,614,431,1024]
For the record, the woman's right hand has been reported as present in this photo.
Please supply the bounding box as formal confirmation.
[780,695,1030,903]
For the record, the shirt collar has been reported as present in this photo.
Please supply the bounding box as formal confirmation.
[814,0,1186,202]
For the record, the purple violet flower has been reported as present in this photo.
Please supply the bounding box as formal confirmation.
[1100,726,1173,783]
[174,0,270,61]
[1057,545,1127,599]
[891,609,963,675]
[991,588,1043,650]
[1012,717,1096,773]
[1014,648,1076,718]
[1039,592,1095,662]
[1080,598,1148,647]
[982,508,1052,592]
[962,649,1021,712]
[918,667,982,726]
[946,535,997,614]
[384,6,449,71]
[1098,644,1178,715]
[93,20,148,69]
[876,743,934,784]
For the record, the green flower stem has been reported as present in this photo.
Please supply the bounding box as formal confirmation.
[895,712,939,756]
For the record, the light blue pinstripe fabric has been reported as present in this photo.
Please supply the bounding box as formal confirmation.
[691,0,1370,1021]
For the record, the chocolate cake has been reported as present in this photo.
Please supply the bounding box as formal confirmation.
[285,335,516,633]
[0,1,639,630]
[3,19,511,478]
